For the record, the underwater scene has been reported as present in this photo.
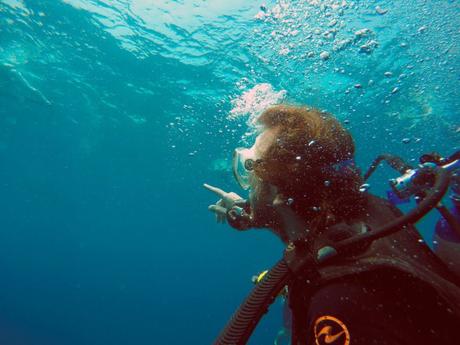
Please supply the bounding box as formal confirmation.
[0,0,459,344]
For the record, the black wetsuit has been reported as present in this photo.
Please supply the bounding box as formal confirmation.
[288,194,460,345]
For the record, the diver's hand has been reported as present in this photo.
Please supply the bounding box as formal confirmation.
[203,183,245,223]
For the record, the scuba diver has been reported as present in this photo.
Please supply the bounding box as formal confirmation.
[204,105,460,345]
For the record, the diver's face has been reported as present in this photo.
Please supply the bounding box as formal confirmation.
[247,127,280,228]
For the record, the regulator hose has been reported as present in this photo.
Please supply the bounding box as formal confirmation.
[363,153,413,181]
[442,150,460,165]
[213,259,291,345]
[213,168,450,345]
[335,168,451,253]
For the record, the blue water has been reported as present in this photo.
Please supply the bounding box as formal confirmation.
[0,0,459,344]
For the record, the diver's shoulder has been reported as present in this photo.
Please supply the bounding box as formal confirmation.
[363,192,396,207]
[362,192,403,218]
[347,192,406,230]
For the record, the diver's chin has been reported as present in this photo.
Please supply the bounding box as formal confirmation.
[247,214,286,241]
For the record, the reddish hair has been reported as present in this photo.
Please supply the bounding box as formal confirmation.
[254,105,365,229]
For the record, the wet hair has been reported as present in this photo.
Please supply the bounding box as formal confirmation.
[254,104,366,230]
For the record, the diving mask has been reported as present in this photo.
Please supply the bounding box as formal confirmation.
[232,147,260,190]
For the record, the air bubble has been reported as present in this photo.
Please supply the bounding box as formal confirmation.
[320,51,330,60]
[375,6,388,15]
[359,184,370,192]
[418,25,428,33]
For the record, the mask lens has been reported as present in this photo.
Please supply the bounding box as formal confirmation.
[233,147,255,190]
[244,159,255,171]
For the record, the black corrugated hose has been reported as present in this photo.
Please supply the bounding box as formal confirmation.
[336,168,451,253]
[213,259,292,345]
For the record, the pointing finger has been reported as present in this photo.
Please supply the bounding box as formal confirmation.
[203,183,227,197]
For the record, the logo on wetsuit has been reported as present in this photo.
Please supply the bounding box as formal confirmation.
[314,315,350,345]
